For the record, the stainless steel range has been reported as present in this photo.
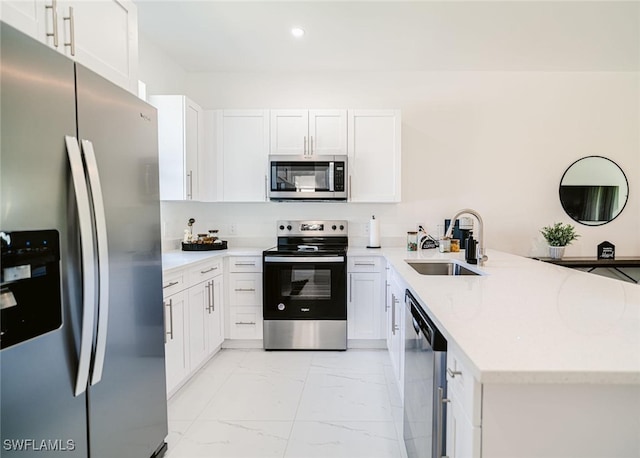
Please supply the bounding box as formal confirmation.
[263,220,348,350]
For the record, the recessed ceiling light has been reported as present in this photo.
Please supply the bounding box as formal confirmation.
[291,27,305,38]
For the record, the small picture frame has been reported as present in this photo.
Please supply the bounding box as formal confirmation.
[597,241,615,260]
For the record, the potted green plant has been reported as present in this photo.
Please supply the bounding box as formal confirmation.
[540,222,580,259]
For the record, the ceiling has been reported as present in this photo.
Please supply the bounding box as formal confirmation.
[135,1,640,73]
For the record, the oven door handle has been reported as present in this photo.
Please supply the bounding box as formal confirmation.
[264,256,345,263]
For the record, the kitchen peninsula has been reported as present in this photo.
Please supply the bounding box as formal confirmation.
[381,247,640,458]
[163,246,640,457]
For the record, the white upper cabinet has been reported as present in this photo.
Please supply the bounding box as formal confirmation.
[1,0,139,93]
[149,95,203,201]
[348,110,401,202]
[0,0,47,41]
[270,109,347,157]
[217,109,270,202]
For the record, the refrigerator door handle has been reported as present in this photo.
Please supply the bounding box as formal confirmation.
[81,139,110,386]
[65,136,96,397]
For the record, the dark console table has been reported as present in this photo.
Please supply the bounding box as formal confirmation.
[533,257,640,284]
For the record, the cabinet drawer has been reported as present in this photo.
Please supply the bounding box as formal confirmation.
[188,258,223,286]
[229,306,263,339]
[447,348,482,426]
[228,273,262,307]
[162,271,186,297]
[348,256,382,272]
[228,256,262,273]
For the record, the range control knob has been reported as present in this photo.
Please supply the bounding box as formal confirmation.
[332,225,337,230]
[286,225,292,231]
[277,303,285,311]
[279,225,285,231]
[339,225,345,231]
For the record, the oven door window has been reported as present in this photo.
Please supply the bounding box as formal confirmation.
[282,266,331,300]
[271,162,331,192]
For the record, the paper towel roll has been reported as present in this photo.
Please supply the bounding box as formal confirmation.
[368,215,380,248]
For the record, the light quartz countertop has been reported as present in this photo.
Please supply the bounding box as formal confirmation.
[162,245,640,385]
[377,247,640,385]
[162,247,266,273]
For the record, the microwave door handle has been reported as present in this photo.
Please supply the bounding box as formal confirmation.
[329,162,335,192]
[81,139,110,387]
[65,136,96,397]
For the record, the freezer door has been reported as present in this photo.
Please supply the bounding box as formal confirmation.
[74,64,168,458]
[0,23,88,457]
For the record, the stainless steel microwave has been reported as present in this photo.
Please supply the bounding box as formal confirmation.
[268,155,348,201]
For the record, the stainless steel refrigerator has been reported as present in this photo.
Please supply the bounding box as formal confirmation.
[0,23,168,457]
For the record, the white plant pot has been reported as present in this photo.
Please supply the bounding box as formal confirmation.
[548,246,565,259]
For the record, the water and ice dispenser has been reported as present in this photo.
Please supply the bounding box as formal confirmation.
[1,230,62,349]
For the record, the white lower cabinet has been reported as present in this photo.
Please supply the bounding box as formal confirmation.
[162,257,224,397]
[163,289,188,395]
[226,256,263,341]
[347,257,385,344]
[386,263,405,393]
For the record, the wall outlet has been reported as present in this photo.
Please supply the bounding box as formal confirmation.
[364,221,370,235]
[229,223,237,235]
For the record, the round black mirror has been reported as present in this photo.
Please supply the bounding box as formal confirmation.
[559,156,629,226]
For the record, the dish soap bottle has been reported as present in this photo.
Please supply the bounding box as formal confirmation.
[465,231,477,264]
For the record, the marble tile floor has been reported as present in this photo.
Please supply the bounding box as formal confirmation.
[165,348,407,458]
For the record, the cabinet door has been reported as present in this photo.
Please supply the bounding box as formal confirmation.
[185,98,202,200]
[151,95,203,201]
[388,277,404,388]
[58,0,138,93]
[348,109,401,202]
[207,275,224,351]
[348,272,383,340]
[308,109,347,156]
[0,0,48,43]
[220,110,269,201]
[164,290,188,395]
[270,109,309,155]
[188,280,210,370]
[446,391,482,458]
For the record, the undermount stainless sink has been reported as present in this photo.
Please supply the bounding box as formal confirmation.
[407,261,481,276]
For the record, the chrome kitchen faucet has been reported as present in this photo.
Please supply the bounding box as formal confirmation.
[445,208,488,266]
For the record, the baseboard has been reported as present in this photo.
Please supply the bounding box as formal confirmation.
[347,339,387,349]
[222,339,264,349]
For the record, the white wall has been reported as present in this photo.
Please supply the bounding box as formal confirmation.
[138,31,189,97]
[156,69,639,257]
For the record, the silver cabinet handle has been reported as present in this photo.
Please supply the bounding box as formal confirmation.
[264,174,268,201]
[45,0,59,47]
[391,293,396,335]
[163,280,179,289]
[63,6,75,56]
[447,367,462,378]
[348,175,352,200]
[310,135,314,155]
[235,288,256,292]
[201,266,218,274]
[235,262,256,266]
[81,140,110,387]
[65,136,95,397]
[384,282,390,311]
[165,299,174,340]
[187,171,193,199]
[354,262,376,266]
[205,282,211,313]
[304,136,307,155]
[235,321,256,325]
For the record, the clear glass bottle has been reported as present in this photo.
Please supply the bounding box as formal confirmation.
[407,231,418,251]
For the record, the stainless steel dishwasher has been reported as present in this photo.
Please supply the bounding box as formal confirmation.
[404,290,448,458]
